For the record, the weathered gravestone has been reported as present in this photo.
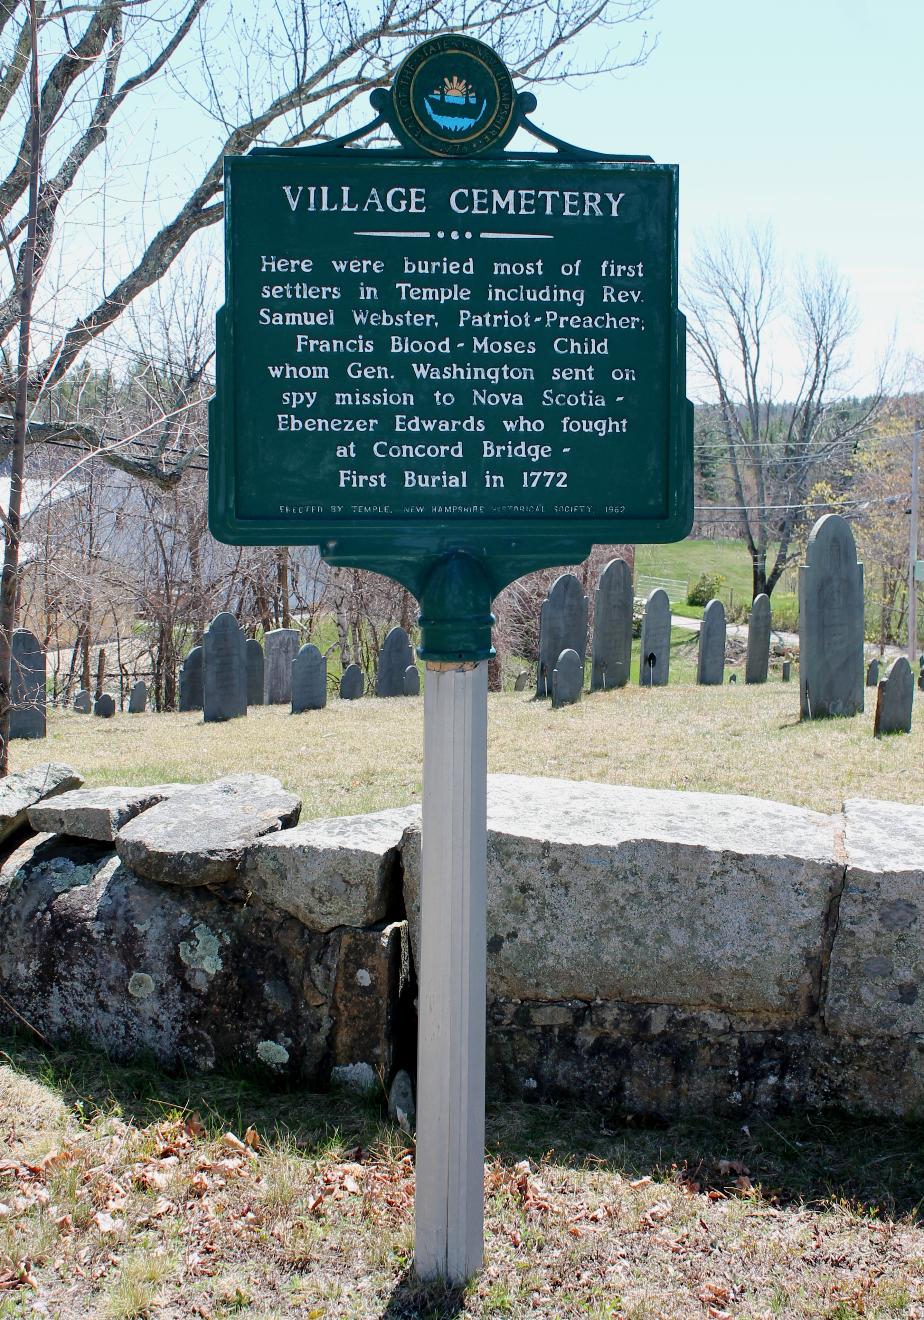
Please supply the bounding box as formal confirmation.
[799,514,864,719]
[128,681,147,714]
[552,648,583,708]
[919,657,924,692]
[246,638,264,706]
[537,574,588,698]
[376,627,415,698]
[292,644,327,712]
[178,646,203,712]
[591,557,633,691]
[94,694,115,718]
[697,598,726,686]
[866,659,880,688]
[264,628,299,704]
[73,690,92,714]
[874,657,914,737]
[782,660,792,682]
[10,629,45,740]
[404,665,421,697]
[638,588,671,687]
[745,594,771,685]
[203,613,247,723]
[513,670,530,692]
[339,663,364,700]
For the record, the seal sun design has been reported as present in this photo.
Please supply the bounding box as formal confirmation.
[423,75,487,133]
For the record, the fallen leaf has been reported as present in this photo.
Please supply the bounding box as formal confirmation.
[222,1133,247,1154]
[243,1126,261,1150]
[629,1176,652,1188]
[92,1211,121,1235]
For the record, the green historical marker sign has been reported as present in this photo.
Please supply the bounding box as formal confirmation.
[210,34,692,659]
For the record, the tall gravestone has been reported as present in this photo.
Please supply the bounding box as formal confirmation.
[638,588,671,687]
[799,514,864,719]
[590,558,633,691]
[376,627,415,698]
[128,680,147,714]
[339,663,364,700]
[874,657,914,736]
[745,594,771,685]
[697,598,726,686]
[178,646,203,712]
[292,643,327,712]
[552,648,583,708]
[10,629,45,740]
[264,628,300,704]
[246,639,265,706]
[537,574,588,698]
[203,613,247,723]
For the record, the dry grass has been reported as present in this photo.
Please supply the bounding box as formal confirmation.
[1,1041,923,1319]
[11,683,924,818]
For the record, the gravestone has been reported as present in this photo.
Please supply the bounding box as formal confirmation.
[551,648,583,708]
[340,663,364,700]
[590,558,633,691]
[264,628,299,704]
[376,627,415,698]
[919,656,924,692]
[73,690,92,714]
[94,694,115,718]
[745,594,771,685]
[246,638,265,706]
[404,665,421,697]
[782,660,792,682]
[697,598,726,686]
[537,574,588,698]
[178,646,203,712]
[291,644,327,712]
[866,659,880,688]
[128,681,147,714]
[799,514,864,719]
[203,613,247,723]
[10,629,46,740]
[638,588,671,687]
[874,658,914,737]
[513,670,529,692]
[729,673,737,684]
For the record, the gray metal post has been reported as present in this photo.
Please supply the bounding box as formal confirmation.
[909,422,921,664]
[415,659,488,1283]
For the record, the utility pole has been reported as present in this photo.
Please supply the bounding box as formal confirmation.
[910,420,921,665]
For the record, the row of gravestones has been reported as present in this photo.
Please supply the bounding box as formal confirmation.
[8,629,150,737]
[533,560,777,706]
[73,681,149,718]
[178,616,420,722]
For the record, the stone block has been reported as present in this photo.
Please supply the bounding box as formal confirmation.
[874,657,914,736]
[0,763,83,845]
[28,785,179,843]
[329,920,411,1080]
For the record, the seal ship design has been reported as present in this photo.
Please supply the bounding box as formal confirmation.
[423,74,487,134]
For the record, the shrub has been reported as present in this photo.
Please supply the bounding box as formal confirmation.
[687,572,725,607]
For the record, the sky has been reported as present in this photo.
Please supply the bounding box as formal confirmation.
[532,0,922,398]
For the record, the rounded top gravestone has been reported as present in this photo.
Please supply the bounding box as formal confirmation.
[745,593,771,685]
[591,558,633,692]
[339,663,364,701]
[376,628,415,698]
[291,644,327,713]
[799,514,864,719]
[537,575,588,699]
[638,588,670,687]
[203,613,247,722]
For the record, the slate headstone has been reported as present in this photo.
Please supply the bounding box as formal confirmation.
[203,613,247,723]
[246,638,264,706]
[866,659,880,688]
[340,663,364,700]
[73,690,92,714]
[799,514,864,719]
[591,557,633,691]
[697,598,726,686]
[264,628,300,704]
[638,588,670,687]
[919,656,924,692]
[513,670,530,692]
[782,660,792,682]
[403,664,420,697]
[178,646,203,712]
[10,628,45,740]
[94,694,115,718]
[551,648,583,708]
[376,627,415,698]
[874,657,914,737]
[537,574,588,698]
[745,593,771,685]
[291,644,327,712]
[128,680,147,714]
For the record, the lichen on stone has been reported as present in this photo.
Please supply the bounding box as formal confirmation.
[127,972,155,1000]
[178,923,223,976]
[256,1039,290,1070]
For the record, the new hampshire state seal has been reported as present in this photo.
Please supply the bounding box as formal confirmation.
[390,35,517,158]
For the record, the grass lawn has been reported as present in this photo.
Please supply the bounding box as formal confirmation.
[635,539,800,626]
[1,1039,923,1319]
[12,681,924,818]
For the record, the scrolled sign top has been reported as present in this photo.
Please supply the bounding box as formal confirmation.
[391,35,518,158]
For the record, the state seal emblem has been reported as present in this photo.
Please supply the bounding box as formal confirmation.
[391,35,517,158]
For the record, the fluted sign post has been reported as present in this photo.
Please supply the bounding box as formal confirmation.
[210,34,692,1282]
